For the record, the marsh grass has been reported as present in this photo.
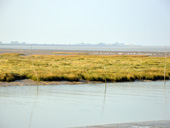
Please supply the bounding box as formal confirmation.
[0,53,169,82]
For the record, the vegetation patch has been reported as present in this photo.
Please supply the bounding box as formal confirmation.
[0,53,169,82]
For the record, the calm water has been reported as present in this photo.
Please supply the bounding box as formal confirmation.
[0,81,170,128]
[1,45,170,52]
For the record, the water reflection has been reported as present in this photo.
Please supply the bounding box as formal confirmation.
[0,81,170,128]
[28,85,39,128]
[102,82,107,116]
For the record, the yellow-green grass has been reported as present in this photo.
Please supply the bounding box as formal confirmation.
[0,53,170,82]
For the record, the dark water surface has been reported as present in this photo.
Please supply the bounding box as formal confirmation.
[0,81,170,128]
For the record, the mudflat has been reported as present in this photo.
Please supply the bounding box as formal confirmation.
[0,48,170,57]
[0,79,101,86]
[77,120,170,128]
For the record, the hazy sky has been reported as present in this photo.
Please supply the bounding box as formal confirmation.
[0,0,170,45]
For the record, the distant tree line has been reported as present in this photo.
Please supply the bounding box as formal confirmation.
[0,41,26,45]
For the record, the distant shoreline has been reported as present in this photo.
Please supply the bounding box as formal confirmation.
[0,43,140,47]
[0,48,170,57]
[0,45,170,52]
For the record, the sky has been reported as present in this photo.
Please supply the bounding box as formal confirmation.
[0,0,170,46]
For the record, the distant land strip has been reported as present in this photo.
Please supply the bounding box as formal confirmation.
[0,49,170,57]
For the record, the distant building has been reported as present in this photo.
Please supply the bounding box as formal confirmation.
[21,42,26,45]
[97,42,106,46]
[113,42,124,46]
[96,42,125,46]
[10,41,19,44]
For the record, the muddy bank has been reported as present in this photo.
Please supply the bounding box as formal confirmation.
[0,79,166,86]
[77,120,170,128]
[0,48,170,57]
[0,79,102,86]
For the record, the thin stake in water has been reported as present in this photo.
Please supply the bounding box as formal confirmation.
[164,45,167,95]
[28,45,39,127]
[102,60,107,116]
[30,45,39,81]
[30,45,39,95]
[104,65,106,88]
